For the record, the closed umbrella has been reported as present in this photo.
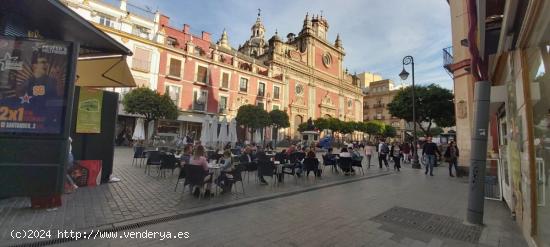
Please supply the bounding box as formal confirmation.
[228,119,238,146]
[218,117,228,148]
[254,129,262,144]
[132,118,145,141]
[200,115,210,145]
[210,117,218,148]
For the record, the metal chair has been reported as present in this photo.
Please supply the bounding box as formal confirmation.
[145,151,162,175]
[227,163,245,194]
[338,157,353,174]
[132,146,146,167]
[303,157,320,180]
[322,154,338,173]
[351,156,365,175]
[160,154,178,178]
[183,165,208,199]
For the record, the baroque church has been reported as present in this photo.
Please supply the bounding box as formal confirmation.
[234,11,364,136]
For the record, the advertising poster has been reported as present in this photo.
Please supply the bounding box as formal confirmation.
[76,88,103,133]
[0,36,70,134]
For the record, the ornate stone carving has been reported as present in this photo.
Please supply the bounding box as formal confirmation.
[457,100,467,119]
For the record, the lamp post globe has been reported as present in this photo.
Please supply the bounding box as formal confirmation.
[400,55,421,169]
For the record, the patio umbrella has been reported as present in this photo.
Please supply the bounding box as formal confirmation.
[200,115,210,145]
[218,117,229,148]
[132,118,145,141]
[210,117,218,148]
[228,119,238,145]
[254,129,262,144]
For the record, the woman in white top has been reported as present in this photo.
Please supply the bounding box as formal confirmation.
[364,142,376,169]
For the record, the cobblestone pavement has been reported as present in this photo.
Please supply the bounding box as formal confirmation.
[0,147,390,246]
[50,159,528,247]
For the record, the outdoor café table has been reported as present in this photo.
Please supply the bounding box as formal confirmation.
[208,163,222,194]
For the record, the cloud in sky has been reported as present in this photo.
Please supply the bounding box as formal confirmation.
[127,0,453,89]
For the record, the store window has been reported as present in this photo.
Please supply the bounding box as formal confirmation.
[527,43,550,244]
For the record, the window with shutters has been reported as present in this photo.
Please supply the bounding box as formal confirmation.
[239,77,248,93]
[168,58,181,78]
[132,47,151,72]
[192,89,208,112]
[273,86,280,99]
[220,71,230,89]
[166,37,178,47]
[219,95,228,113]
[165,84,181,107]
[258,82,265,97]
[195,64,208,84]
[99,15,114,28]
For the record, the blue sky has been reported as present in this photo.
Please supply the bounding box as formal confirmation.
[125,0,453,89]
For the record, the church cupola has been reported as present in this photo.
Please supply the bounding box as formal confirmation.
[217,29,231,49]
[335,33,342,49]
[251,8,265,39]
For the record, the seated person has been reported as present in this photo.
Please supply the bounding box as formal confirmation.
[338,147,354,175]
[216,150,234,194]
[350,147,363,163]
[256,150,273,185]
[323,148,338,166]
[275,149,287,163]
[180,145,193,167]
[239,146,256,165]
[303,151,321,177]
[189,145,213,197]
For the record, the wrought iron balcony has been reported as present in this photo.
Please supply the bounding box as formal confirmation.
[443,46,453,78]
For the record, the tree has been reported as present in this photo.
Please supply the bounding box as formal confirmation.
[387,84,455,136]
[122,87,178,138]
[269,109,289,142]
[313,118,330,131]
[297,122,308,132]
[382,125,397,138]
[236,105,271,142]
[365,121,384,140]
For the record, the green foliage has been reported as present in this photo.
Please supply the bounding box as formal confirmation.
[297,122,308,132]
[387,84,455,135]
[269,109,290,128]
[236,105,271,132]
[122,87,179,122]
[382,125,397,138]
[339,121,354,134]
[365,121,384,136]
[429,127,444,136]
[313,118,330,130]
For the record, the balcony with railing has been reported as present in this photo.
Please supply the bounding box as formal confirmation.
[443,46,453,78]
[373,103,385,108]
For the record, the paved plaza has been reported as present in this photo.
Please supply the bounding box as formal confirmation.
[0,148,527,247]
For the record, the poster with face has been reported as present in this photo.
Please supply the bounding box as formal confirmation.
[0,36,70,134]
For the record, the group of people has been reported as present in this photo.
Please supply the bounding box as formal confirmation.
[174,135,462,197]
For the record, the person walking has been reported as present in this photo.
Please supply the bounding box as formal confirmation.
[378,139,390,170]
[401,142,411,164]
[444,141,460,177]
[390,141,402,171]
[364,142,375,169]
[422,136,441,176]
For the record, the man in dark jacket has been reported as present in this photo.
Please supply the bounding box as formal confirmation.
[444,141,460,177]
[422,136,441,176]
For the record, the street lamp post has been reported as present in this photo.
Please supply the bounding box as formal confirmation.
[399,56,421,169]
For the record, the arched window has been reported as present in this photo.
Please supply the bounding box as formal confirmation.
[295,115,303,127]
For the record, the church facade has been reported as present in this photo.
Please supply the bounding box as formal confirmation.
[239,12,364,137]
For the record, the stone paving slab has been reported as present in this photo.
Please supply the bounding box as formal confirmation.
[0,147,390,247]
[44,162,527,247]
